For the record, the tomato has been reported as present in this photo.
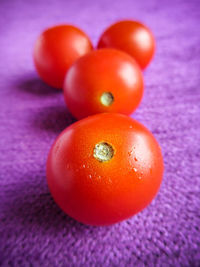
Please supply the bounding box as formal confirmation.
[97,20,155,69]
[63,49,144,119]
[46,113,164,226]
[33,25,93,89]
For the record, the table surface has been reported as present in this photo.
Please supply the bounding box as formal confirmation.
[0,0,200,266]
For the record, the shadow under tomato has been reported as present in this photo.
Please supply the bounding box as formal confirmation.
[17,75,62,95]
[2,181,85,233]
[16,74,76,133]
[2,179,109,236]
[32,104,76,134]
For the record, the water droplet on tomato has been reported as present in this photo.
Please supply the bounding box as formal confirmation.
[108,178,112,183]
[66,163,70,169]
[128,150,133,156]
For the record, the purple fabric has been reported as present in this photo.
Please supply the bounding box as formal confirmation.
[0,0,200,266]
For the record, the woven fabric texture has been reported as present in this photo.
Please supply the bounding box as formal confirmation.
[0,0,200,266]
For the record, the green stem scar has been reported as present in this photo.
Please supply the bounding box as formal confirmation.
[100,92,114,106]
[93,142,114,162]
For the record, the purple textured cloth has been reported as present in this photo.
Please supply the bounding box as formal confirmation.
[0,0,200,266]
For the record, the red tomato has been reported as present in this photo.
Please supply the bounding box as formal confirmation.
[97,20,155,69]
[33,25,93,89]
[46,113,164,226]
[63,49,144,119]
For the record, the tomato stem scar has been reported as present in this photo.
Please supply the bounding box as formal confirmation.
[93,142,114,162]
[100,92,114,106]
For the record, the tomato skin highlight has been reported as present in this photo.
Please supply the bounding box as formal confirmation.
[46,113,164,226]
[33,25,93,89]
[63,49,144,119]
[97,20,155,69]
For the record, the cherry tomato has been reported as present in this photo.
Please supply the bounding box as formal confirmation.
[46,113,164,226]
[63,49,144,119]
[33,25,93,89]
[97,20,155,69]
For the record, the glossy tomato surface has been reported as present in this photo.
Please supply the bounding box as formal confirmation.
[63,49,144,119]
[46,113,164,226]
[33,25,93,89]
[97,20,155,69]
